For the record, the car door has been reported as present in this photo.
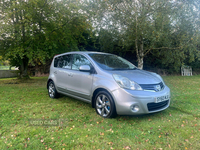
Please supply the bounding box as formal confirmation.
[54,54,72,93]
[65,54,94,100]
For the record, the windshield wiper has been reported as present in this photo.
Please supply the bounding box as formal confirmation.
[111,68,137,70]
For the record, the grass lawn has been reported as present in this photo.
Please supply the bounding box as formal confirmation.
[0,66,16,70]
[0,76,200,149]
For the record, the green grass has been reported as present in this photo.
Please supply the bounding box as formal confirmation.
[0,66,16,70]
[0,76,200,149]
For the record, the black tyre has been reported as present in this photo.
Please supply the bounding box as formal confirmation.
[95,91,117,118]
[48,81,59,98]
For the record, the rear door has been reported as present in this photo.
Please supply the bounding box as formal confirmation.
[54,54,72,93]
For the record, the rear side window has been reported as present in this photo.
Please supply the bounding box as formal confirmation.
[54,54,71,69]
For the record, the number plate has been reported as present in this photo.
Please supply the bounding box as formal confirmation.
[155,95,170,103]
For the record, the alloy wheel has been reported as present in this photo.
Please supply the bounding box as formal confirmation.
[96,94,111,117]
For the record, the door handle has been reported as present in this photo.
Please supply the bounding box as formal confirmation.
[54,71,57,74]
[68,73,73,77]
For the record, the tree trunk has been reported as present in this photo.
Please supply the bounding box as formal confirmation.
[138,38,144,70]
[19,57,29,79]
[137,57,143,70]
[18,8,29,79]
[135,36,144,70]
[135,14,144,70]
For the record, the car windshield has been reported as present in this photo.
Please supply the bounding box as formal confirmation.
[89,53,137,70]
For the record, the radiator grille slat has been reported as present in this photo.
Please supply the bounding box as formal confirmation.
[139,82,164,92]
[147,100,169,111]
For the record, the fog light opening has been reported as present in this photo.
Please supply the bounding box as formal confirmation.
[130,105,140,112]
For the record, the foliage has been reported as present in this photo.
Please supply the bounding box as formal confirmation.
[84,0,200,71]
[0,0,200,74]
[0,0,93,78]
[0,55,9,66]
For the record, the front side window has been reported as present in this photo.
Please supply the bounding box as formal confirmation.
[89,54,136,70]
[72,54,91,70]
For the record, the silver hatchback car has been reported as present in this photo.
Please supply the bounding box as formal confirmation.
[47,51,170,118]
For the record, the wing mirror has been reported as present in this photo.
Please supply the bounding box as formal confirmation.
[79,65,91,72]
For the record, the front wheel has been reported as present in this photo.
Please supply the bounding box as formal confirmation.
[48,81,59,98]
[95,91,117,118]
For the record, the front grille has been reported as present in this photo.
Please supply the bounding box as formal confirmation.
[139,82,164,92]
[147,100,169,111]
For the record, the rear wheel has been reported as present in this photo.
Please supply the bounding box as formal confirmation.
[48,81,59,98]
[95,91,116,118]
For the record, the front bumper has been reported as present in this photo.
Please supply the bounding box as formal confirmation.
[112,86,170,115]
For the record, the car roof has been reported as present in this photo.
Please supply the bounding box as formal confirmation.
[54,51,111,57]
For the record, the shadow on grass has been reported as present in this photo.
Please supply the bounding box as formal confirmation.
[56,94,200,120]
[115,111,167,122]
[54,94,168,122]
[169,106,200,118]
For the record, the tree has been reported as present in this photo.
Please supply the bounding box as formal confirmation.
[85,0,199,70]
[149,0,200,71]
[0,0,93,78]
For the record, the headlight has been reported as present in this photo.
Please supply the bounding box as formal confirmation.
[113,74,143,90]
